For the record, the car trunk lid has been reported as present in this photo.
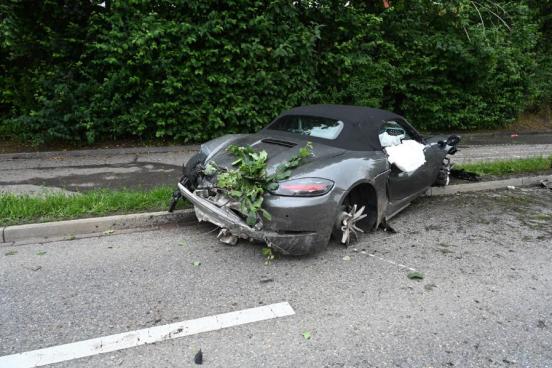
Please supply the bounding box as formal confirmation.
[207,133,345,174]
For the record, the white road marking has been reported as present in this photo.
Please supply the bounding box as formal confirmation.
[367,253,417,271]
[356,234,417,272]
[0,302,295,368]
[362,250,416,271]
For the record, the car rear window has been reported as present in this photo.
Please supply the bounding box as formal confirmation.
[268,115,344,140]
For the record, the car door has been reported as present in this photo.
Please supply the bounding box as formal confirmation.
[383,119,434,202]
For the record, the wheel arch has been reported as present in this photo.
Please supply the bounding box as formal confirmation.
[338,176,387,232]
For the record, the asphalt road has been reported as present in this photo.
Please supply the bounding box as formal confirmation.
[1,187,551,367]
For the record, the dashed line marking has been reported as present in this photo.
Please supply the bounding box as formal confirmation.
[362,251,416,271]
[0,302,295,368]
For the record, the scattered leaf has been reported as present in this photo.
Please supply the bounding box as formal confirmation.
[5,250,17,256]
[407,271,424,280]
[302,331,312,340]
[36,251,47,256]
[424,283,437,291]
[178,240,188,247]
[194,349,203,365]
[203,161,218,175]
[67,234,76,240]
[342,255,351,261]
[103,230,115,235]
[192,261,201,267]
[261,246,275,265]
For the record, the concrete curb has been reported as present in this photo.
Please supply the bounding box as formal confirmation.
[1,174,550,246]
[1,209,195,246]
[427,174,552,196]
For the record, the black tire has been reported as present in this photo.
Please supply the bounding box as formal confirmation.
[434,159,451,187]
[183,152,207,190]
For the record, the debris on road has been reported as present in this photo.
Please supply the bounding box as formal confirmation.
[378,220,397,234]
[424,283,437,291]
[541,180,552,190]
[450,168,481,182]
[507,185,516,190]
[194,349,203,365]
[192,261,201,267]
[262,247,275,265]
[342,255,351,261]
[302,331,312,340]
[407,271,424,280]
[23,265,42,272]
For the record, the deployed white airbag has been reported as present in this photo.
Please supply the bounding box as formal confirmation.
[378,131,403,147]
[385,140,426,173]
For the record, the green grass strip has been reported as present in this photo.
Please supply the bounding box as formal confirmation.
[0,186,187,226]
[2,156,550,226]
[456,155,552,176]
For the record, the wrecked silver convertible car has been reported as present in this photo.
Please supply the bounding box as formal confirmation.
[170,105,460,255]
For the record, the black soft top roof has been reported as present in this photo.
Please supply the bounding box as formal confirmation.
[266,104,405,151]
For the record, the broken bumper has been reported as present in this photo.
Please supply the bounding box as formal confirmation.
[177,183,326,255]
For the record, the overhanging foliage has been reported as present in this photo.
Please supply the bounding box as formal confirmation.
[0,0,549,144]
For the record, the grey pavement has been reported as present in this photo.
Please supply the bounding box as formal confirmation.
[1,187,551,367]
[454,143,552,164]
[0,145,199,195]
[456,131,552,146]
[1,140,552,196]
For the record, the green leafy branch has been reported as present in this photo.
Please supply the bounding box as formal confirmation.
[204,142,313,226]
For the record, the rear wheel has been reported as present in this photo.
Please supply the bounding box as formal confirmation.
[334,202,367,245]
[332,185,378,245]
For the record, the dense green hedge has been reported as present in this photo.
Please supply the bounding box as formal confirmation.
[0,0,549,144]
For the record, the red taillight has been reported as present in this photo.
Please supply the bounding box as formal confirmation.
[270,178,334,197]
[280,183,328,192]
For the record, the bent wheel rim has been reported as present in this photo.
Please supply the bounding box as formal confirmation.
[339,204,367,245]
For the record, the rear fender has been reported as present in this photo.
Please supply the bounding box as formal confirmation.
[338,168,390,231]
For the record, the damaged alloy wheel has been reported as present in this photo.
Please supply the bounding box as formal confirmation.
[336,204,367,245]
